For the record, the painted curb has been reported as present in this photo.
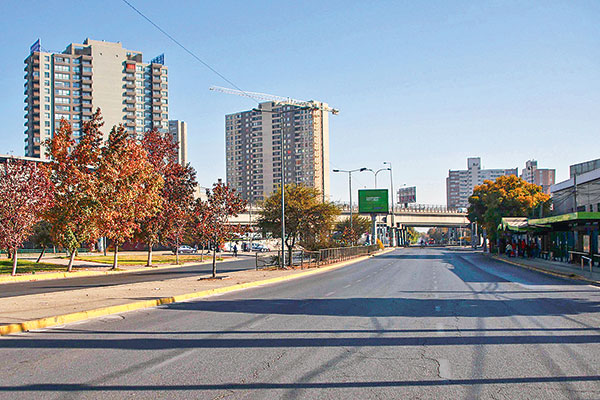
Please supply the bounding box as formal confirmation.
[490,255,600,287]
[0,249,394,336]
[0,256,237,284]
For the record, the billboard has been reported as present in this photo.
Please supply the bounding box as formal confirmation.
[397,186,416,204]
[358,189,389,214]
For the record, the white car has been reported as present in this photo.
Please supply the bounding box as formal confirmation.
[173,245,197,254]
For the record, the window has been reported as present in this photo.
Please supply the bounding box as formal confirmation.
[73,90,81,97]
[44,96,50,102]
[73,58,80,64]
[44,104,50,110]
[162,106,168,111]
[45,129,50,135]
[44,56,49,61]
[136,96,144,102]
[73,75,80,80]
[44,88,50,94]
[161,98,167,104]
[74,106,81,112]
[44,80,49,86]
[55,98,69,104]
[136,88,143,95]
[73,66,80,73]
[45,121,50,127]
[55,65,70,72]
[44,112,50,118]
[162,113,168,119]
[82,84,91,89]
[136,73,143,79]
[136,126,144,132]
[56,89,70,96]
[136,111,143,117]
[44,72,49,78]
[72,114,80,120]
[56,105,70,111]
[72,82,81,88]
[55,81,70,88]
[55,113,70,120]
[55,73,69,80]
[136,119,143,125]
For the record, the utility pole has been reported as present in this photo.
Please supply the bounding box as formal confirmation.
[333,167,367,245]
[384,161,395,246]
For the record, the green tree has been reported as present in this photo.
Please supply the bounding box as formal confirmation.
[258,184,340,266]
[406,226,419,244]
[31,220,53,263]
[335,214,371,246]
[468,175,551,248]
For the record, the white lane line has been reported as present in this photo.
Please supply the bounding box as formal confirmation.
[343,284,352,288]
[435,305,441,312]
[439,359,451,380]
[324,291,336,297]
[356,278,364,283]
[436,323,445,336]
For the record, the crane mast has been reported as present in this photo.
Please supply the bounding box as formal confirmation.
[209,86,339,115]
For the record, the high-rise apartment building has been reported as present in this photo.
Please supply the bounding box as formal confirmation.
[520,160,555,194]
[225,101,330,203]
[24,38,169,158]
[446,157,518,209]
[168,120,187,166]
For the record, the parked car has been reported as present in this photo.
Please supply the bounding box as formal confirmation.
[172,245,197,255]
[251,243,270,252]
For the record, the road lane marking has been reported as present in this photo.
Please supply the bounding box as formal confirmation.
[439,359,451,380]
[343,284,352,288]
[436,323,445,335]
[324,291,336,297]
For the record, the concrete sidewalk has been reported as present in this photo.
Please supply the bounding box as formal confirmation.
[492,253,600,285]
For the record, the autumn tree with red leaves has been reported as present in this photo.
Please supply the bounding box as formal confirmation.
[138,129,196,266]
[191,181,247,278]
[96,124,163,269]
[45,114,103,271]
[0,159,54,275]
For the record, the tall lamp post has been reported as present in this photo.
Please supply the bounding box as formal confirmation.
[333,167,367,245]
[384,161,395,247]
[365,166,391,244]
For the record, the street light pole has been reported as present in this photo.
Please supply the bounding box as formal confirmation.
[384,161,395,247]
[333,167,367,245]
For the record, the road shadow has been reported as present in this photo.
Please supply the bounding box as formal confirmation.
[2,375,600,392]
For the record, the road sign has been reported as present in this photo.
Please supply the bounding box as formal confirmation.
[358,189,389,214]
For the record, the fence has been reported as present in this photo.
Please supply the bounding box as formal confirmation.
[254,245,380,269]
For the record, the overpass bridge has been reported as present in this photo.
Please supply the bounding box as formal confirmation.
[229,204,469,228]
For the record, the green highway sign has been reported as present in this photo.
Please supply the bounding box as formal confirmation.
[358,189,389,214]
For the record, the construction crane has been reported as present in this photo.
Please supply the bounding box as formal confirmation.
[209,86,339,115]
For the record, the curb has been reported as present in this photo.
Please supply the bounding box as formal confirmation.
[489,255,600,287]
[0,249,394,336]
[0,256,239,284]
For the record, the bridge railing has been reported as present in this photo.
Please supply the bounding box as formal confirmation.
[336,204,466,214]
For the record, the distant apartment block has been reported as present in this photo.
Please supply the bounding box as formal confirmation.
[168,120,187,166]
[520,160,555,194]
[24,38,169,159]
[570,158,600,178]
[225,101,330,203]
[446,157,518,209]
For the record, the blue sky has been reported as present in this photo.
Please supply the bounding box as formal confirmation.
[1,1,599,204]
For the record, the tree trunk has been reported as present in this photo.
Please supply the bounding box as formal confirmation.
[67,250,76,272]
[200,244,203,262]
[103,237,107,257]
[147,243,153,267]
[176,248,180,265]
[212,247,217,278]
[36,247,46,263]
[11,247,18,276]
[288,246,293,268]
[112,245,119,270]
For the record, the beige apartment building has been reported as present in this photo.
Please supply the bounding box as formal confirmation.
[225,101,330,203]
[520,160,555,194]
[24,39,169,159]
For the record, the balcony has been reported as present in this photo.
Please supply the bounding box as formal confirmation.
[82,69,92,76]
[82,92,92,100]
[124,114,135,120]
[82,77,92,85]
[125,121,135,128]
[152,92,161,98]
[152,99,162,105]
[124,74,135,81]
[125,105,136,112]
[125,82,135,89]
[125,98,135,104]
[152,68,161,75]
[153,114,162,121]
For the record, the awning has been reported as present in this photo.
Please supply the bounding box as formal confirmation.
[529,212,600,226]
[498,217,529,232]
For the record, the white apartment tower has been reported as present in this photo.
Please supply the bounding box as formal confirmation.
[168,120,188,166]
[24,39,169,158]
[446,157,518,209]
[225,101,330,203]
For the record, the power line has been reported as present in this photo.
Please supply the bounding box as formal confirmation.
[121,0,259,104]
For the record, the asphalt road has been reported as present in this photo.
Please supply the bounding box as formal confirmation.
[1,248,600,399]
[0,254,260,298]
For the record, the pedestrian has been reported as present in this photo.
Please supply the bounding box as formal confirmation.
[505,243,512,257]
[233,244,238,257]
